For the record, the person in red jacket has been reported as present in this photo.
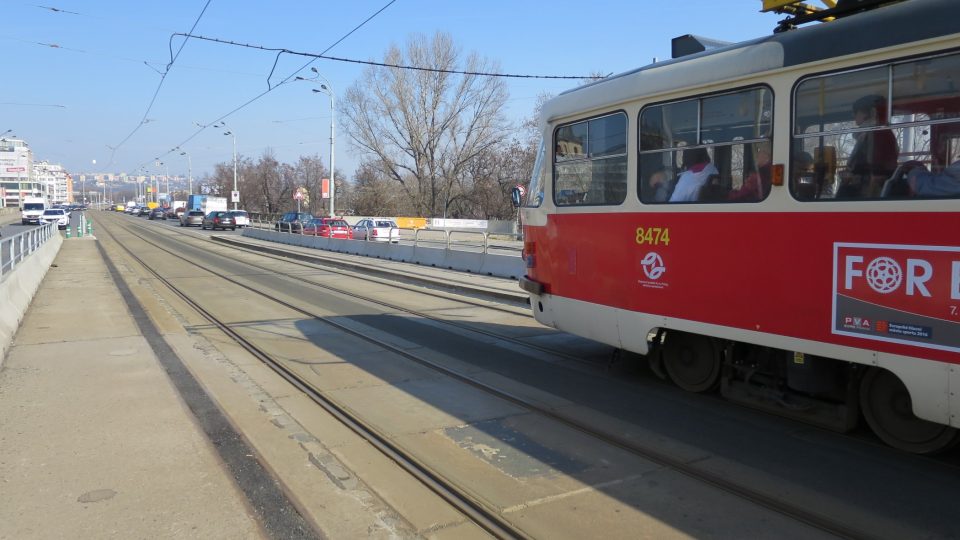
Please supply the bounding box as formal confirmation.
[837,95,898,199]
[728,141,772,202]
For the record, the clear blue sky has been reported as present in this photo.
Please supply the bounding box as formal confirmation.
[2,0,782,180]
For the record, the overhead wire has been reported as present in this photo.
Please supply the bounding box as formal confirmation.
[107,0,213,167]
[133,0,398,172]
[175,33,596,80]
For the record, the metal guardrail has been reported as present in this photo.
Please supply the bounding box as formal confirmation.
[1,222,58,282]
[247,216,522,256]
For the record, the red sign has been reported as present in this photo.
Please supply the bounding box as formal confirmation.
[321,178,330,199]
[6,167,25,172]
[833,243,960,352]
[293,190,304,200]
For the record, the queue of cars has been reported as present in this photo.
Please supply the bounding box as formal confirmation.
[120,205,399,242]
[273,213,399,241]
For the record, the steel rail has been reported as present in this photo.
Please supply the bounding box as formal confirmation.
[100,213,875,540]
[98,216,528,540]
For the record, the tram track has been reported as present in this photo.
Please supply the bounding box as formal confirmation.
[124,219,615,373]
[98,215,527,539]
[97,214,879,539]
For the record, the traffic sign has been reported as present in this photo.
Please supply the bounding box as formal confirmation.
[516,184,526,197]
[293,190,304,200]
[231,190,240,203]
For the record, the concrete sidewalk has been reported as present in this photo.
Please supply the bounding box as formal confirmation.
[0,238,263,538]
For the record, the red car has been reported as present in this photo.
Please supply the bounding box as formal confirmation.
[303,217,354,239]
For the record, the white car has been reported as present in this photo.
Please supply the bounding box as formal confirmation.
[353,218,400,242]
[229,210,250,228]
[41,208,70,230]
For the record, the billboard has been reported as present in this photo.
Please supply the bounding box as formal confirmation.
[833,242,960,353]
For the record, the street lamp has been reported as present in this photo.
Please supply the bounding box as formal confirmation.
[157,160,169,199]
[214,122,238,210]
[297,68,336,217]
[179,150,192,195]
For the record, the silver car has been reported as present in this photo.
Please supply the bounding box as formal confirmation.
[179,210,205,227]
[228,210,250,228]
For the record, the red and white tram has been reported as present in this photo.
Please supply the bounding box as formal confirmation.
[516,0,960,453]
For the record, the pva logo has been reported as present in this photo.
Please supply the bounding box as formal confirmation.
[843,316,872,330]
[843,254,960,299]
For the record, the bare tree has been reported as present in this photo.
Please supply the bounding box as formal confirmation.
[348,159,405,216]
[341,31,510,217]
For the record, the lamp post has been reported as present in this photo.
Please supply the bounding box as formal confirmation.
[157,160,169,201]
[214,122,238,210]
[179,150,192,195]
[297,69,335,217]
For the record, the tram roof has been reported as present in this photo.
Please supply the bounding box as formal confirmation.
[545,0,957,122]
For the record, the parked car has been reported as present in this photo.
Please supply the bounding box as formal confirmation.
[201,211,236,231]
[274,212,313,233]
[303,217,353,239]
[353,218,401,242]
[148,208,166,220]
[40,208,70,230]
[228,210,250,228]
[180,210,205,227]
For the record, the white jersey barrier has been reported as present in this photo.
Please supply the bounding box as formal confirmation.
[0,222,62,366]
[242,227,524,280]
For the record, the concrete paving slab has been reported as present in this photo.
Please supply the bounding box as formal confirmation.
[0,240,264,539]
[284,349,446,392]
[0,336,261,539]
[164,330,486,539]
[325,376,527,435]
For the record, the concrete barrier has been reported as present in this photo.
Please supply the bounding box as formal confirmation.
[243,228,525,280]
[0,230,63,367]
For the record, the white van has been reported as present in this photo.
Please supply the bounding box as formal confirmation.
[21,196,48,225]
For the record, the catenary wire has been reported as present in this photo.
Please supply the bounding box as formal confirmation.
[130,0,398,173]
[174,32,596,80]
[106,0,213,168]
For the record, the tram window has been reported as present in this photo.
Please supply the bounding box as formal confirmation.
[553,113,628,206]
[640,100,697,150]
[639,86,773,204]
[792,51,960,201]
[891,54,960,124]
[524,140,546,208]
[701,89,772,144]
[555,123,588,162]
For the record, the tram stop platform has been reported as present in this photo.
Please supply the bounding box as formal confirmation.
[0,238,265,538]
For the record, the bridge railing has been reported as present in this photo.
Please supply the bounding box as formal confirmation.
[247,215,521,256]
[1,222,58,283]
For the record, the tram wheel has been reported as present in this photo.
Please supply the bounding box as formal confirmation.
[662,332,721,393]
[860,368,960,454]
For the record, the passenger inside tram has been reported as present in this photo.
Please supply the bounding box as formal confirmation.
[727,141,772,202]
[884,136,960,197]
[837,95,899,199]
[669,148,718,202]
[646,167,671,202]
